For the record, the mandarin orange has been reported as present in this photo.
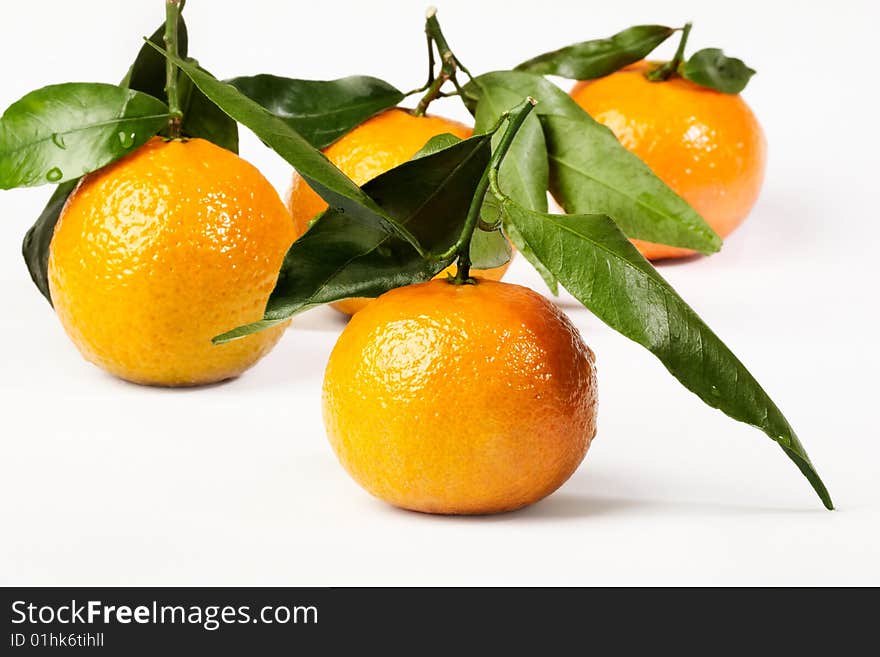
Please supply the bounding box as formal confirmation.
[48,137,294,386]
[322,278,598,514]
[570,61,766,259]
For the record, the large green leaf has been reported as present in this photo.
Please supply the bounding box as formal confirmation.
[499,205,556,294]
[501,199,832,509]
[151,44,425,253]
[21,180,77,303]
[179,60,239,152]
[413,133,509,270]
[227,74,404,149]
[516,25,676,80]
[470,77,554,291]
[473,79,548,213]
[215,134,492,342]
[0,83,169,189]
[682,48,756,94]
[466,71,721,254]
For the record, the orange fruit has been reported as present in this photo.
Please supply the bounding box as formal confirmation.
[48,137,295,386]
[570,61,767,260]
[322,278,598,514]
[288,108,510,315]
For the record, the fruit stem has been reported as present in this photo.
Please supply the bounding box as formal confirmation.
[413,73,447,117]
[426,8,474,80]
[424,28,436,87]
[164,0,184,137]
[451,97,537,285]
[673,22,693,66]
[646,22,692,82]
[414,7,471,116]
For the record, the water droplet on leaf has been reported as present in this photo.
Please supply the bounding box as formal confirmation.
[118,131,135,148]
[46,167,63,182]
[51,133,66,149]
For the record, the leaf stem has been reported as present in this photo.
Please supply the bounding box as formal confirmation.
[163,0,184,137]
[414,7,471,116]
[646,22,692,82]
[449,97,537,284]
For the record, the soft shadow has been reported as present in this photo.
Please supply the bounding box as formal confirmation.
[513,494,644,520]
[651,253,705,268]
[291,306,350,333]
[513,494,820,519]
[101,370,239,393]
[376,494,643,522]
[552,298,585,310]
[378,492,822,522]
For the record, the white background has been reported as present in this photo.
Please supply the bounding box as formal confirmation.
[1,0,878,586]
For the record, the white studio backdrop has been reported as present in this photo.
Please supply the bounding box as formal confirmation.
[1,0,878,585]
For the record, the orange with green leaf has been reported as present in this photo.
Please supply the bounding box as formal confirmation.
[0,3,831,511]
[519,23,766,259]
[284,108,509,315]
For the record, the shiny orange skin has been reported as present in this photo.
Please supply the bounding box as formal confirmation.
[48,137,295,386]
[322,279,598,515]
[288,108,510,315]
[570,61,767,259]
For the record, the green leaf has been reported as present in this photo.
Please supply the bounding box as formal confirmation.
[515,25,676,80]
[226,74,404,149]
[467,71,721,254]
[180,60,239,152]
[473,79,548,214]
[682,48,756,94]
[411,133,510,270]
[468,224,511,270]
[123,18,189,97]
[470,76,553,289]
[150,43,426,253]
[500,208,558,294]
[215,134,492,342]
[0,83,169,189]
[21,180,77,304]
[501,199,832,510]
[412,132,464,159]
